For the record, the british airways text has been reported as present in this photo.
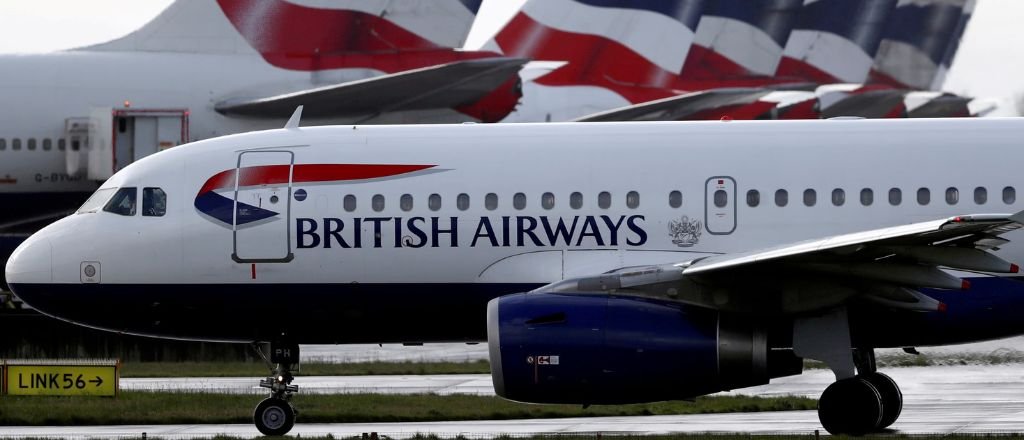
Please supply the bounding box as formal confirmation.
[296,215,647,249]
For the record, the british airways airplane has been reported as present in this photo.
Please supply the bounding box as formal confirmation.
[8,114,1024,435]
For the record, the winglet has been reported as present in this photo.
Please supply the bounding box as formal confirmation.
[285,106,303,129]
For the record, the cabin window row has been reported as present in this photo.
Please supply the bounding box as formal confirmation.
[0,138,77,152]
[338,190,679,213]
[745,186,1017,208]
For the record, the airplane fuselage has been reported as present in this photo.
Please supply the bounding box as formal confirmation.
[7,118,1024,346]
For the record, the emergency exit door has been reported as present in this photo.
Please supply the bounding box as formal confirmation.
[232,151,294,263]
[705,176,736,235]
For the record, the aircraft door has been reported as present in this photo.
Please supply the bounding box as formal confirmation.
[232,151,295,263]
[705,177,736,235]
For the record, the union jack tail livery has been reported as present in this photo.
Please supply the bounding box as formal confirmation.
[869,0,975,91]
[776,0,897,84]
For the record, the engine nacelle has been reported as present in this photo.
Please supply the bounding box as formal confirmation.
[487,292,800,404]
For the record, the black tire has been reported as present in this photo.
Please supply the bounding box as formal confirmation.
[863,372,903,429]
[818,377,884,436]
[254,397,295,436]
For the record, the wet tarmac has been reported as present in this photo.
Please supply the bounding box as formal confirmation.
[9,364,1024,438]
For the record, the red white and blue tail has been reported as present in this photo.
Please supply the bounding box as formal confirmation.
[490,0,704,102]
[870,0,975,90]
[84,0,483,72]
[681,0,803,80]
[776,0,897,84]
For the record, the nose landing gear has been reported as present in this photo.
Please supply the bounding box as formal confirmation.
[252,337,300,436]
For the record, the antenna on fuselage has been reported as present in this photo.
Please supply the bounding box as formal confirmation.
[285,106,303,129]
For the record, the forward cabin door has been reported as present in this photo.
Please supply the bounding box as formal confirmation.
[705,176,736,235]
[232,150,295,263]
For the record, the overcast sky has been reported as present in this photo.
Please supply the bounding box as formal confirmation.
[0,0,1019,115]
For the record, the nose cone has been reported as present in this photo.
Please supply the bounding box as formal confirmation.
[5,234,52,285]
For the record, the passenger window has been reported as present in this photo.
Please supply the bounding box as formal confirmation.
[626,191,640,209]
[58,138,66,151]
[570,192,583,209]
[775,189,788,207]
[103,187,137,216]
[485,193,498,210]
[974,187,987,205]
[889,188,902,206]
[803,189,816,207]
[400,194,413,211]
[27,138,36,151]
[713,190,727,208]
[541,192,555,210]
[917,188,930,205]
[513,193,526,210]
[142,187,166,217]
[1004,186,1016,204]
[832,189,845,206]
[43,139,52,151]
[945,187,959,205]
[669,190,683,208]
[598,191,611,209]
[860,188,873,206]
[429,194,442,211]
[344,195,356,212]
[12,139,20,151]
[746,190,760,207]
[457,193,470,211]
[372,194,385,212]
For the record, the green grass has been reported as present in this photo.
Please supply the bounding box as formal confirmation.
[0,392,815,426]
[119,360,492,378]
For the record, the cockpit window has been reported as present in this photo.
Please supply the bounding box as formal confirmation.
[77,188,118,214]
[103,187,137,216]
[143,187,166,217]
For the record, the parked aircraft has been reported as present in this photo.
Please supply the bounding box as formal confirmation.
[8,114,1024,435]
[0,0,523,235]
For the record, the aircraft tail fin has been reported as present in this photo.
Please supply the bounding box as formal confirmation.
[776,0,897,84]
[489,0,704,98]
[82,0,482,69]
[680,0,803,80]
[870,0,974,90]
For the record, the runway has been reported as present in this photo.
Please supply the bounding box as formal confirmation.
[10,364,1024,438]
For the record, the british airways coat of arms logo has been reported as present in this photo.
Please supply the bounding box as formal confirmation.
[668,216,702,247]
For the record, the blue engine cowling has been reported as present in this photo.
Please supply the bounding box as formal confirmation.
[488,292,799,405]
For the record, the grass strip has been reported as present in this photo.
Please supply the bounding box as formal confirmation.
[119,360,492,378]
[0,392,814,426]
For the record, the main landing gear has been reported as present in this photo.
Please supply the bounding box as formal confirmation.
[793,308,904,435]
[817,351,903,435]
[252,336,300,436]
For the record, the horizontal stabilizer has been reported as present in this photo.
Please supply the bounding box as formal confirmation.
[574,88,771,122]
[215,57,527,119]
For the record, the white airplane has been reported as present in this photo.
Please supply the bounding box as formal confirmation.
[0,0,523,234]
[8,114,1024,436]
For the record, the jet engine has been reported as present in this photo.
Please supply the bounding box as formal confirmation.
[487,292,801,404]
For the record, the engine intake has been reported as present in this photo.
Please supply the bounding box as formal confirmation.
[487,292,799,404]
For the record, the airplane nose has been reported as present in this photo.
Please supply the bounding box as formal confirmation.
[5,234,52,285]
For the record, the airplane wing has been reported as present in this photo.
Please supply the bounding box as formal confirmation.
[538,211,1024,314]
[821,89,907,119]
[214,57,528,119]
[574,88,771,122]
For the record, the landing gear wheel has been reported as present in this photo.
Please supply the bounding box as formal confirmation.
[863,372,902,429]
[818,377,884,435]
[254,397,295,436]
